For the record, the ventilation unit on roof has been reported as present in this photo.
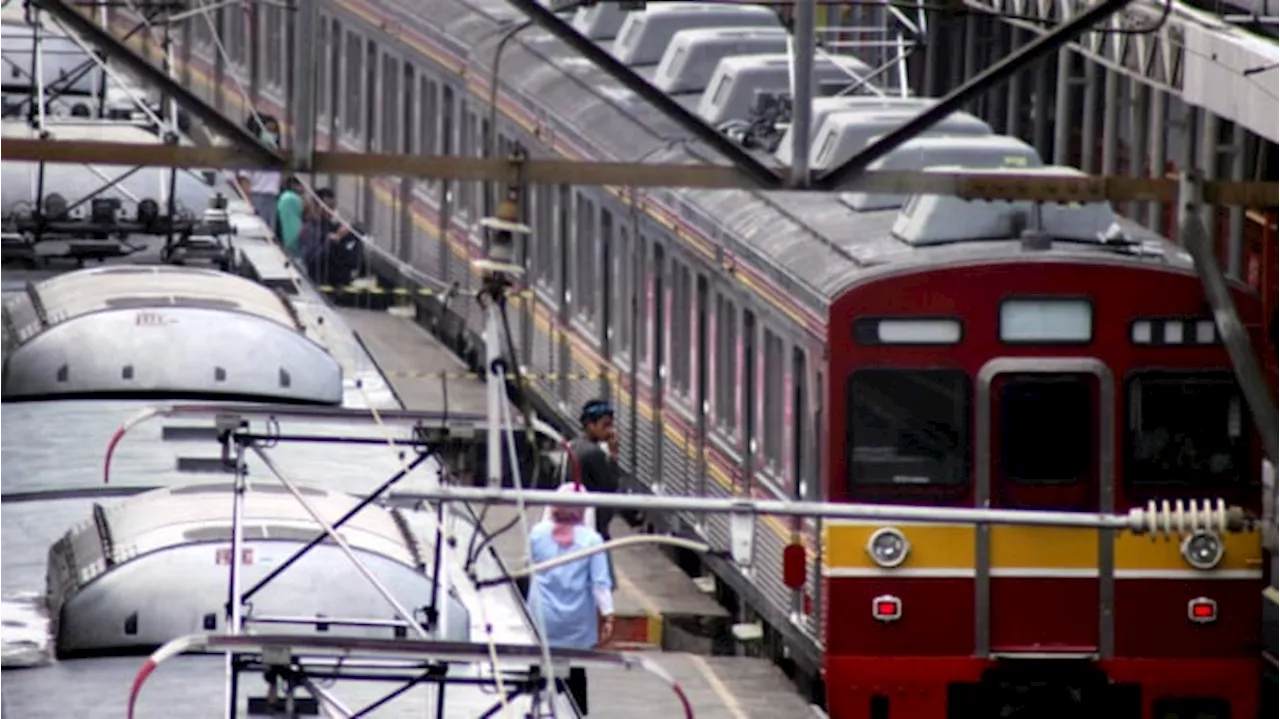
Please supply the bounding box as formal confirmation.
[890,166,1123,247]
[47,484,471,657]
[773,98,935,164]
[810,110,993,171]
[699,54,875,127]
[572,2,634,40]
[653,27,788,94]
[612,3,780,67]
[842,135,1044,211]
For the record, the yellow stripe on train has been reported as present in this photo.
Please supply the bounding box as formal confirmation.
[822,522,1264,577]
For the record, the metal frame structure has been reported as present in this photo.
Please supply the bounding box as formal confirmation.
[4,3,1277,714]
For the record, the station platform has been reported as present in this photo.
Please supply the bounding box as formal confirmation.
[339,305,819,719]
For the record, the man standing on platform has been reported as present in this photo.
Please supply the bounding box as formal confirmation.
[569,399,620,585]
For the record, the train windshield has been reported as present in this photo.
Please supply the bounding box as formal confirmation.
[1125,371,1251,487]
[847,369,969,487]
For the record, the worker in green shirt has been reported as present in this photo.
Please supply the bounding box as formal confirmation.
[276,176,306,262]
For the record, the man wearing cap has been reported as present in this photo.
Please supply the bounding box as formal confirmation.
[569,399,621,584]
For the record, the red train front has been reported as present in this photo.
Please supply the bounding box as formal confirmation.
[821,202,1266,718]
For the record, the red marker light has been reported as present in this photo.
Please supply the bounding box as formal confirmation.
[872,595,902,622]
[1187,597,1217,624]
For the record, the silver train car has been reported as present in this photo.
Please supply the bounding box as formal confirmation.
[120,0,1267,710]
[0,115,575,716]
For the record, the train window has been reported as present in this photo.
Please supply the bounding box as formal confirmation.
[441,86,454,154]
[365,41,379,149]
[671,263,692,396]
[998,376,1092,485]
[600,209,615,337]
[382,56,400,154]
[715,295,738,433]
[317,20,329,118]
[419,78,437,168]
[228,6,244,66]
[637,235,651,366]
[459,108,474,218]
[762,330,784,468]
[847,369,969,486]
[854,317,962,345]
[792,347,809,499]
[264,4,284,87]
[575,196,596,324]
[557,185,572,293]
[402,65,416,155]
[1124,372,1250,488]
[999,298,1093,344]
[344,31,362,135]
[614,224,631,356]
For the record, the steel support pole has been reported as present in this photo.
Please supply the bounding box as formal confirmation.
[291,0,319,172]
[1227,123,1247,279]
[1033,53,1050,157]
[1177,173,1279,465]
[790,0,816,187]
[816,0,1133,189]
[30,0,280,163]
[1080,60,1098,172]
[1147,87,1168,233]
[502,0,781,189]
[1053,49,1073,165]
[1101,67,1119,176]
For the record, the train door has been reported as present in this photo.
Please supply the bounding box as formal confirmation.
[976,358,1114,656]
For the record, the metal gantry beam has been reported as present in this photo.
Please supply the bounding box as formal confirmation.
[815,0,1135,189]
[4,138,1279,205]
[503,0,784,189]
[29,0,281,165]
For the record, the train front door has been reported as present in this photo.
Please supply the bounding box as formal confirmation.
[976,358,1114,657]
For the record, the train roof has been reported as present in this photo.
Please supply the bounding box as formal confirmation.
[407,0,1193,309]
[0,119,398,406]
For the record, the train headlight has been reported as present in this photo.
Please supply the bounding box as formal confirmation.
[1180,530,1224,570]
[866,527,910,568]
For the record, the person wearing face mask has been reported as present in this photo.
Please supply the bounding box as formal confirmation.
[236,113,282,232]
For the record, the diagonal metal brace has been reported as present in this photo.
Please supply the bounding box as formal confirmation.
[1178,172,1279,465]
[238,448,436,605]
[29,0,282,165]
[815,0,1134,189]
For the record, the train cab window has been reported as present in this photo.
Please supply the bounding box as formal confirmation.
[847,369,968,486]
[997,376,1092,484]
[1124,372,1250,488]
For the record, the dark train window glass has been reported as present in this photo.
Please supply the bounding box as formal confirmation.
[848,369,968,486]
[1125,372,1250,488]
[998,376,1092,485]
[762,330,784,468]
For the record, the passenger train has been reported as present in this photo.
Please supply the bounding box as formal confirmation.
[0,104,588,715]
[98,1,1271,717]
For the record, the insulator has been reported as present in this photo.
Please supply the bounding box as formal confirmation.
[1127,498,1234,538]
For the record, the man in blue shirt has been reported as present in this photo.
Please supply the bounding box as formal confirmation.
[528,484,614,715]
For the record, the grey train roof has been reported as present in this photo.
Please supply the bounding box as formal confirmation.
[431,0,1192,308]
[386,0,1187,308]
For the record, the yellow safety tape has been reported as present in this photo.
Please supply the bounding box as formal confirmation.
[318,285,534,299]
[386,370,614,381]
